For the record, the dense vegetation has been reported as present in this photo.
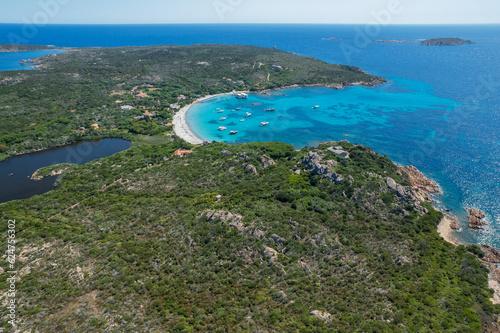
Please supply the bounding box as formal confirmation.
[0,44,498,332]
[1,140,499,332]
[0,44,383,160]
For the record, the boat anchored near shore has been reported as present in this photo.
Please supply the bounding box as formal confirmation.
[235,92,248,99]
[245,112,251,118]
[230,130,238,135]
[260,121,269,127]
[218,126,227,131]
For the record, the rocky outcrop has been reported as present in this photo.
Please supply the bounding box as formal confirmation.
[252,229,265,239]
[400,165,441,202]
[310,310,331,322]
[366,172,382,180]
[477,246,500,306]
[202,210,243,225]
[259,155,276,169]
[384,177,428,215]
[485,262,500,305]
[395,255,411,266]
[31,168,66,180]
[31,164,73,180]
[264,247,279,263]
[327,146,349,159]
[481,245,500,263]
[467,208,486,230]
[385,177,397,190]
[221,149,232,156]
[302,151,343,184]
[199,210,266,240]
[243,163,258,175]
[271,234,287,244]
[449,217,460,230]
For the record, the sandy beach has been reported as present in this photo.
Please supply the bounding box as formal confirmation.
[172,93,234,145]
[437,214,461,246]
[435,203,500,304]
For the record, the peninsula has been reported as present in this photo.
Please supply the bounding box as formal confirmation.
[0,44,498,332]
[0,44,384,160]
[0,44,58,53]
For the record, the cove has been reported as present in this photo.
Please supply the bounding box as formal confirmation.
[0,138,131,203]
[0,49,67,71]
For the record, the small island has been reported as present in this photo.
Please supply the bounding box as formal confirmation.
[420,38,474,46]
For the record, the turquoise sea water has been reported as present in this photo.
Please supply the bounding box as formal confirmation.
[0,49,66,71]
[0,24,499,247]
[187,81,460,148]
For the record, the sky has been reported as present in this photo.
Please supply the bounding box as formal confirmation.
[1,0,499,25]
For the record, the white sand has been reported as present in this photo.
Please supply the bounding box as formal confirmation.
[437,214,460,246]
[172,93,234,145]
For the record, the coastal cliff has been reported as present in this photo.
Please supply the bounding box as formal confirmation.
[400,165,441,201]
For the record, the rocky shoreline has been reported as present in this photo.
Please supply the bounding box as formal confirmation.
[30,164,74,181]
[400,165,500,304]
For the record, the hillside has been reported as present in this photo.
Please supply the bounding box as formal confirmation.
[1,140,499,332]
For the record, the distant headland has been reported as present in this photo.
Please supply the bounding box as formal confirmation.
[0,44,58,53]
[420,38,474,46]
[372,38,474,46]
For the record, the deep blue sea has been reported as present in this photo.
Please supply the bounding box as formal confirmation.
[0,24,499,247]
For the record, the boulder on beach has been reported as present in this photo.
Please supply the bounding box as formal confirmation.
[467,208,486,229]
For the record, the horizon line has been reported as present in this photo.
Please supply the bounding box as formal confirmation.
[1,22,499,26]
